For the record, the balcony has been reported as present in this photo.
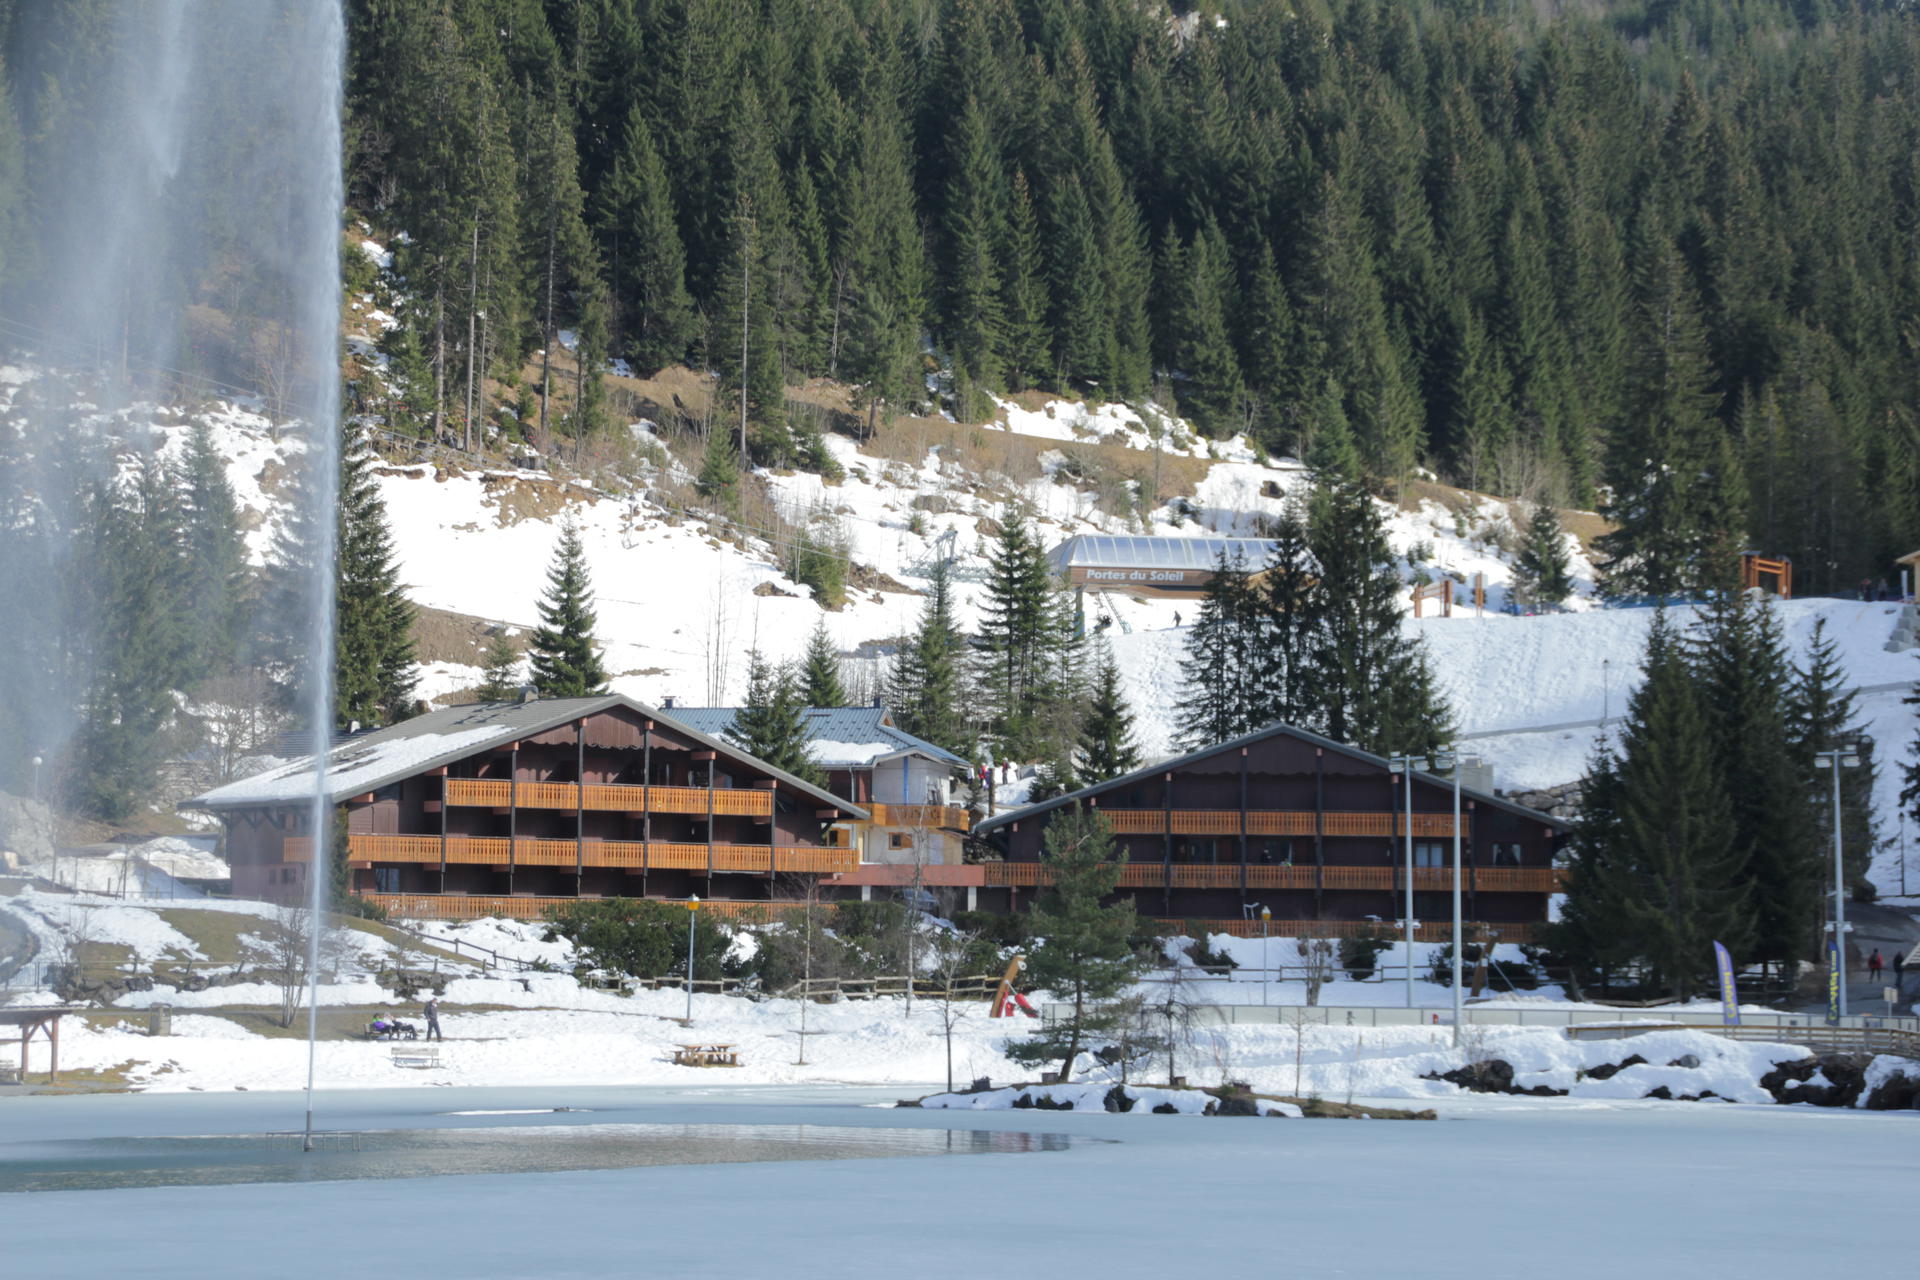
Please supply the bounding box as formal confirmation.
[1094,809,1468,837]
[980,862,1559,893]
[864,803,974,831]
[287,834,854,876]
[442,778,773,817]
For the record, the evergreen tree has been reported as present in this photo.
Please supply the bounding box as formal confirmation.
[527,522,609,698]
[474,632,523,702]
[1077,640,1141,784]
[1004,805,1141,1082]
[174,420,247,680]
[1307,482,1450,754]
[1689,593,1818,967]
[70,461,195,818]
[1599,238,1744,597]
[1511,504,1575,608]
[595,102,694,373]
[1589,611,1750,997]
[1792,618,1879,902]
[976,514,1073,758]
[333,434,417,729]
[1551,735,1644,980]
[696,426,741,511]
[728,651,819,784]
[938,94,1007,420]
[1259,498,1319,728]
[799,619,846,708]
[1177,548,1265,749]
[889,556,971,759]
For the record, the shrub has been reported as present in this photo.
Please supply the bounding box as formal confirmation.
[1179,923,1236,971]
[1340,927,1390,980]
[545,898,731,980]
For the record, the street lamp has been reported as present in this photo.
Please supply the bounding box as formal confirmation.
[1813,743,1862,1018]
[30,754,43,803]
[1388,753,1420,1008]
[685,896,701,1024]
[1260,906,1272,1007]
[1430,747,1464,1047]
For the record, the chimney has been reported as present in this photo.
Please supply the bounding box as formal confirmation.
[518,684,538,705]
[662,695,676,710]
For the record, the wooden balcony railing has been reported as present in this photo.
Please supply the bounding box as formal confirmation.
[442,779,774,817]
[360,894,819,922]
[980,861,1556,893]
[1090,810,1469,838]
[865,803,974,831]
[303,833,853,876]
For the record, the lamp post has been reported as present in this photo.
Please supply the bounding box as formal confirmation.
[30,754,42,803]
[1388,753,1419,1008]
[685,896,700,1024]
[1814,743,1861,1018]
[1261,906,1271,1007]
[1429,747,1465,1046]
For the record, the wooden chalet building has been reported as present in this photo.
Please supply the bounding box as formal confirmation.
[971,723,1569,941]
[667,705,972,869]
[183,694,866,920]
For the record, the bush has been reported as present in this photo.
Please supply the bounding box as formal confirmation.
[952,909,1033,951]
[1179,922,1236,971]
[1340,927,1390,980]
[545,898,731,981]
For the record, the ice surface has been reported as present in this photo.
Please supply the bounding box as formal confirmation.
[1,1087,1910,1278]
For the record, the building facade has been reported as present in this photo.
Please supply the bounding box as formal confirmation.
[184,695,866,920]
[970,723,1568,941]
[668,706,972,870]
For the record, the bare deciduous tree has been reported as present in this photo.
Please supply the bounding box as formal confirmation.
[925,922,981,1093]
[1302,938,1336,1007]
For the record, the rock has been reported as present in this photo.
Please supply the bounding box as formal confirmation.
[1583,1055,1647,1081]
[1103,1085,1135,1113]
[1213,1094,1261,1117]
[1760,1053,1873,1106]
[1667,1054,1702,1070]
[1643,1085,1674,1100]
[1151,1102,1179,1114]
[1863,1066,1920,1111]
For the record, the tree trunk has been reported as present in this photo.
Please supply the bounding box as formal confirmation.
[739,223,751,468]
[432,278,445,443]
[464,218,478,452]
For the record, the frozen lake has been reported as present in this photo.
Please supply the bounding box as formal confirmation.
[2,1085,1911,1277]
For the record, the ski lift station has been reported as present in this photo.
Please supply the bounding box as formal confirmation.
[1047,534,1280,595]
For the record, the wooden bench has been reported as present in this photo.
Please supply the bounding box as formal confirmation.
[671,1043,739,1068]
[390,1045,443,1069]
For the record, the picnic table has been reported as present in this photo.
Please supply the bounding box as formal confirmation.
[671,1042,739,1068]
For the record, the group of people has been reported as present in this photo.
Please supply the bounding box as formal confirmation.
[1865,947,1909,993]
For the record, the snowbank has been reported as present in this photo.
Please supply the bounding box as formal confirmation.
[920,1081,1303,1116]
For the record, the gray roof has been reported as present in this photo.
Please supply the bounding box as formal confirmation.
[667,706,967,769]
[974,721,1569,837]
[182,694,867,818]
[1047,534,1281,573]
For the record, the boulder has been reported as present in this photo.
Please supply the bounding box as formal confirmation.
[1862,1064,1920,1111]
[1583,1054,1647,1081]
[1103,1085,1136,1113]
[1667,1054,1702,1070]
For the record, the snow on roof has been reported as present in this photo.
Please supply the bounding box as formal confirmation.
[183,695,868,817]
[189,724,504,808]
[1047,535,1281,572]
[669,706,966,769]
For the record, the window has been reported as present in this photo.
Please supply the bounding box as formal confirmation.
[888,832,915,850]
[372,867,401,894]
[1490,843,1522,867]
[1413,842,1446,868]
[1256,842,1293,865]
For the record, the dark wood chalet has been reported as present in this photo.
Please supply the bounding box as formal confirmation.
[182,694,866,920]
[971,723,1568,942]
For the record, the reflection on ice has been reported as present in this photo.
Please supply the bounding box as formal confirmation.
[0,1123,1082,1193]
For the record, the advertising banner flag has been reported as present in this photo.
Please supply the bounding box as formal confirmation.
[1827,937,1842,1023]
[1712,941,1740,1027]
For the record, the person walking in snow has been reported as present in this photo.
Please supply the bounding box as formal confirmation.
[1867,950,1884,983]
[423,995,443,1041]
[1894,949,1907,992]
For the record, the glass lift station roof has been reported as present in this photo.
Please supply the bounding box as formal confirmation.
[1047,535,1281,591]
